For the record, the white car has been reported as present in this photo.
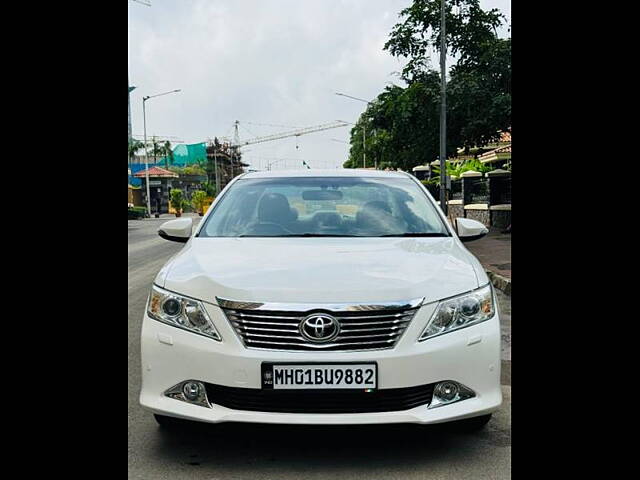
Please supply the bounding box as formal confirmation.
[140,169,501,430]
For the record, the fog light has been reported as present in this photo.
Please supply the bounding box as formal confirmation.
[434,381,459,402]
[182,381,201,401]
[163,380,211,408]
[429,381,475,409]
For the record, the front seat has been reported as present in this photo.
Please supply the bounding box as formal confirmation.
[355,200,396,233]
[356,200,391,223]
[258,193,294,222]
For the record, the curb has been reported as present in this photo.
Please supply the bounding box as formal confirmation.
[486,270,511,296]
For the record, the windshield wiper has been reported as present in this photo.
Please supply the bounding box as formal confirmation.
[237,233,449,238]
[237,233,359,237]
[274,233,359,237]
[378,233,450,237]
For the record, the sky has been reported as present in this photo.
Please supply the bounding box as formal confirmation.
[129,0,510,171]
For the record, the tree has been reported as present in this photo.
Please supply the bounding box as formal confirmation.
[149,137,166,165]
[163,140,174,168]
[345,74,455,171]
[128,139,144,164]
[191,190,208,215]
[201,182,217,198]
[384,0,506,82]
[342,0,510,171]
[448,38,511,151]
[169,188,186,217]
[429,158,492,183]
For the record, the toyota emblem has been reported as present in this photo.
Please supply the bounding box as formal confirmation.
[300,314,340,343]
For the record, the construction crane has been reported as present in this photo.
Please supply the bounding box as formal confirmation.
[131,134,184,144]
[233,120,350,147]
[207,120,349,182]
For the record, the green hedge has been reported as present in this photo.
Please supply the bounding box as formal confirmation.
[128,206,148,219]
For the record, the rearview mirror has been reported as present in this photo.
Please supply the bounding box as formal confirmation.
[302,190,343,201]
[158,217,193,243]
[455,218,488,242]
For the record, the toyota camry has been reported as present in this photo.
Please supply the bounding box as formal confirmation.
[140,169,502,430]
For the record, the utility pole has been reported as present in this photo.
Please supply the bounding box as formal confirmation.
[439,0,448,214]
[373,128,378,169]
[334,93,374,169]
[214,148,220,194]
[233,120,241,178]
[128,81,135,143]
[142,89,181,216]
[363,123,366,168]
[128,80,136,202]
[143,98,151,216]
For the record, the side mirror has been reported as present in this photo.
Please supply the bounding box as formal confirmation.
[158,217,193,243]
[455,217,488,242]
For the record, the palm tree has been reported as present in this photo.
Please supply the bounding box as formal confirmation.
[128,139,144,165]
[163,140,174,168]
[150,137,164,165]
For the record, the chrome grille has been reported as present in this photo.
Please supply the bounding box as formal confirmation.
[218,298,423,352]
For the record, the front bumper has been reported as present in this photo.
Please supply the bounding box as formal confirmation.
[139,301,502,425]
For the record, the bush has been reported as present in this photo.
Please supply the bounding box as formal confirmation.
[169,189,186,216]
[191,190,208,214]
[202,182,217,197]
[128,206,147,220]
[168,165,207,176]
[183,165,207,176]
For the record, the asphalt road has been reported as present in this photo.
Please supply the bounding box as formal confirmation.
[128,216,511,479]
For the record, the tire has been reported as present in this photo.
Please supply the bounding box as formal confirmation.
[449,414,492,432]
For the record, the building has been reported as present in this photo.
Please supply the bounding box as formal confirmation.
[478,144,512,169]
[133,166,179,214]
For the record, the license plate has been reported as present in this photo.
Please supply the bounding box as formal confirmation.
[261,363,377,390]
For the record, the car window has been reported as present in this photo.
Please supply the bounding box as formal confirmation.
[199,177,450,237]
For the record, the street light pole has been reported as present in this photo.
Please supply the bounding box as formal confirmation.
[143,98,151,216]
[214,149,220,194]
[363,123,366,168]
[142,89,181,217]
[128,81,137,202]
[128,82,136,143]
[439,0,448,214]
[335,92,375,170]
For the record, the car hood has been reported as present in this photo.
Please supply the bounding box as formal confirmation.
[160,237,482,305]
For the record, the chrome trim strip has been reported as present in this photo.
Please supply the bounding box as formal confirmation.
[216,297,425,312]
[242,332,307,340]
[231,319,300,327]
[337,312,415,320]
[244,338,396,348]
[233,325,300,333]
[340,325,407,333]
[338,331,402,339]
[229,313,302,321]
[339,319,411,327]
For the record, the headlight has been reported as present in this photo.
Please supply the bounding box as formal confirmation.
[147,285,222,341]
[419,284,494,341]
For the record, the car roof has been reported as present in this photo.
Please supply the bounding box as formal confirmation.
[241,169,412,179]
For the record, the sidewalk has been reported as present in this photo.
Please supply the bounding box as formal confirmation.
[136,212,202,220]
[466,228,511,295]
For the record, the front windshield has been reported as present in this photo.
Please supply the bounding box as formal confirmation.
[198,176,450,237]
